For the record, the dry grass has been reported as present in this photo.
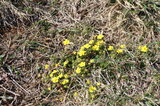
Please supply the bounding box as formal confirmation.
[0,0,160,105]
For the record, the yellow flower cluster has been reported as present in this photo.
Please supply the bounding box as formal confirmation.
[43,33,151,97]
[107,45,126,54]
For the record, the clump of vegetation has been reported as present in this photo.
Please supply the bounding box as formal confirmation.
[39,34,159,105]
[0,0,160,105]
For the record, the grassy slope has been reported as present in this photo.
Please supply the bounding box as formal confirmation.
[0,0,160,105]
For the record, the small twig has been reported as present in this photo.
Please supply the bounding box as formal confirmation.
[1,65,30,95]
[0,85,20,96]
[11,78,30,95]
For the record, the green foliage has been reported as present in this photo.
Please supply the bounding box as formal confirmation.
[36,20,51,31]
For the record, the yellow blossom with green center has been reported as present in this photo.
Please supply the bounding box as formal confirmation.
[92,45,100,51]
[120,45,126,48]
[89,85,97,93]
[78,50,86,56]
[97,34,104,39]
[61,79,69,85]
[51,77,59,83]
[138,45,148,52]
[78,62,86,67]
[116,49,123,53]
[89,40,94,44]
[44,64,49,70]
[108,45,114,51]
[63,39,70,45]
[75,67,81,74]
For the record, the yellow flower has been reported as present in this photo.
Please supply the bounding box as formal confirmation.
[63,39,70,45]
[75,67,81,74]
[61,79,69,85]
[116,49,123,53]
[73,92,78,97]
[83,44,91,49]
[48,87,51,91]
[97,34,104,39]
[80,46,85,51]
[108,46,114,51]
[37,74,41,78]
[78,50,86,56]
[52,70,58,74]
[44,64,49,70]
[73,51,76,54]
[86,80,91,84]
[50,73,53,77]
[96,82,101,86]
[89,59,95,63]
[96,40,105,45]
[138,45,148,52]
[120,45,126,48]
[90,94,95,98]
[78,62,86,67]
[63,60,69,67]
[57,73,63,78]
[64,74,69,78]
[59,98,63,102]
[55,63,60,67]
[51,77,59,83]
[64,85,69,88]
[89,40,94,44]
[50,70,58,77]
[92,45,100,51]
[89,85,97,93]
